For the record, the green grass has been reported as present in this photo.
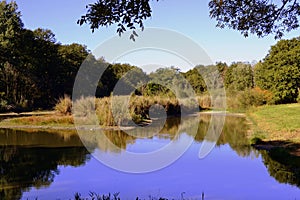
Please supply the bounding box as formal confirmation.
[248,103,300,143]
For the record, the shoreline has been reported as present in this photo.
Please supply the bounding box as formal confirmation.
[1,110,300,156]
[0,110,245,131]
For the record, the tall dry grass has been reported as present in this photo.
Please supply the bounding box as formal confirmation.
[70,95,201,126]
[55,95,72,115]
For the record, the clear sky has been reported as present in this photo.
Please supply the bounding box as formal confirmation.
[15,0,299,70]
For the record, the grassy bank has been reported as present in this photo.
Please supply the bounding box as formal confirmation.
[0,115,74,126]
[248,103,300,143]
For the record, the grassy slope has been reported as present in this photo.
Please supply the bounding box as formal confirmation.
[248,103,300,143]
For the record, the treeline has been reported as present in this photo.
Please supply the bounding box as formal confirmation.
[184,37,300,108]
[1,1,299,112]
[0,1,89,110]
[0,1,137,111]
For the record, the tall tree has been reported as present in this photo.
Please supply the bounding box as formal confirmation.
[58,43,90,95]
[225,62,254,91]
[0,0,24,106]
[183,67,207,95]
[255,37,300,103]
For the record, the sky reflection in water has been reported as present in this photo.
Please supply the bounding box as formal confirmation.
[0,115,299,200]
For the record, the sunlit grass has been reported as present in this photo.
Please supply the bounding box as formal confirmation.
[1,115,74,126]
[248,103,300,143]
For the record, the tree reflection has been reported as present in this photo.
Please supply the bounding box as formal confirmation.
[261,148,300,187]
[80,114,254,157]
[188,114,254,157]
[2,114,299,200]
[0,129,90,200]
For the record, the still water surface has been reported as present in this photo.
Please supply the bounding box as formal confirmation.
[0,115,299,199]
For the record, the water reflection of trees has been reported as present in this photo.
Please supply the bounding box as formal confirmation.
[1,115,300,199]
[187,114,254,157]
[0,129,90,200]
[260,149,300,188]
[80,114,254,157]
[80,114,300,188]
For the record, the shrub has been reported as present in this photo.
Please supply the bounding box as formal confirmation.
[55,95,72,115]
[227,87,273,111]
[198,94,211,109]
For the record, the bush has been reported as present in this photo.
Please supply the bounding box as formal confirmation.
[55,95,72,115]
[227,87,273,111]
[198,94,211,109]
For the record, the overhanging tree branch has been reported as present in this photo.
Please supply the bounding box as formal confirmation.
[78,0,300,39]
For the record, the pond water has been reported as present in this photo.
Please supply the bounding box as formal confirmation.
[0,114,299,200]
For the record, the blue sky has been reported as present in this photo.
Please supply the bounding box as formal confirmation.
[15,0,299,70]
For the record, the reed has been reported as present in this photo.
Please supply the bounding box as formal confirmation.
[72,95,201,126]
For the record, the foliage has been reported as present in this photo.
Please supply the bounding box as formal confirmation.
[182,68,207,95]
[148,67,190,97]
[79,0,300,39]
[97,63,146,97]
[255,37,300,104]
[227,87,273,111]
[2,1,300,113]
[261,148,300,187]
[78,0,159,40]
[209,0,300,39]
[225,62,254,91]
[0,1,89,110]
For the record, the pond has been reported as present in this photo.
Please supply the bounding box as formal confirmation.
[0,114,299,200]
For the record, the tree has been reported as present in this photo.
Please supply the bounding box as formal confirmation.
[209,0,300,39]
[33,28,56,43]
[0,1,93,110]
[58,43,90,95]
[225,62,254,91]
[96,63,137,97]
[254,37,300,103]
[0,0,25,106]
[0,0,23,49]
[79,0,300,39]
[183,67,207,95]
[78,0,158,39]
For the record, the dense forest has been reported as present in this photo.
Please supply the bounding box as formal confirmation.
[0,1,300,112]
